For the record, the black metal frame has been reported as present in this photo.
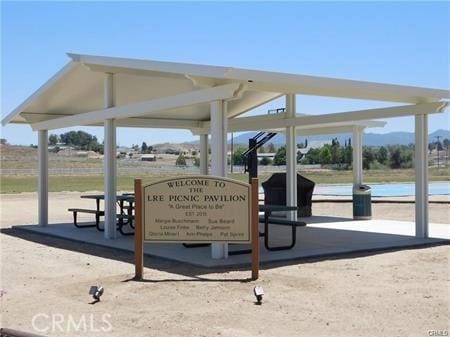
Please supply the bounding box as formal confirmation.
[261,210,304,251]
[71,210,102,229]
[71,196,135,235]
[242,132,277,184]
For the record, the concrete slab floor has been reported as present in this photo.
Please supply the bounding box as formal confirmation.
[12,216,449,268]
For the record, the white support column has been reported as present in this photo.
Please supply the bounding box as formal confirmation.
[210,100,228,259]
[286,94,297,221]
[104,73,117,239]
[200,134,208,175]
[415,114,429,238]
[352,126,364,186]
[38,129,48,226]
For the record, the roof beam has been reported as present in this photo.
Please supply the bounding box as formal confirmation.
[198,101,448,133]
[97,117,203,130]
[31,83,241,131]
[232,71,450,104]
[24,113,203,131]
[226,92,282,118]
[272,121,386,136]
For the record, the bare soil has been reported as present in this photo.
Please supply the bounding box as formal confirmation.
[1,192,449,337]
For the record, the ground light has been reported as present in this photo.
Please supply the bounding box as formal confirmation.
[253,286,264,305]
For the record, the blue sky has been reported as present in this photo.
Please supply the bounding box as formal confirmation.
[1,1,449,146]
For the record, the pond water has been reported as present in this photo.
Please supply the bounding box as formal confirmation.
[314,182,450,197]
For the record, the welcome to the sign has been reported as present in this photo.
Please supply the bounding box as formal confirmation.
[142,176,251,243]
[133,176,260,281]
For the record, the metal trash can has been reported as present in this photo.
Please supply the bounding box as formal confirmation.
[353,184,372,220]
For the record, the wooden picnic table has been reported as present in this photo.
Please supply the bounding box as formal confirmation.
[79,194,135,234]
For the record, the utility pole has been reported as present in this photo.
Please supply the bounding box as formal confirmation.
[435,136,441,168]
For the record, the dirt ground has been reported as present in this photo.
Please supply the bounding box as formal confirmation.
[1,192,449,337]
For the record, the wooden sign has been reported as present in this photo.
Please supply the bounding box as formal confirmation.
[134,176,260,281]
[142,176,251,243]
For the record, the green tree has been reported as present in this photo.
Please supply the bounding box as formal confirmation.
[330,139,342,164]
[362,146,375,170]
[193,157,200,167]
[176,153,187,166]
[388,145,413,169]
[343,145,352,165]
[141,142,148,153]
[232,146,246,165]
[49,134,58,145]
[303,148,321,164]
[376,146,388,165]
[273,146,286,165]
[389,147,402,169]
[443,138,449,149]
[57,130,101,151]
[319,146,332,165]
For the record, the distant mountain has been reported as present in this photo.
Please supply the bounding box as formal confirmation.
[228,129,450,147]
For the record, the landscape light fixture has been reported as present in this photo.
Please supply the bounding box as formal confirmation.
[253,286,264,304]
[89,286,104,302]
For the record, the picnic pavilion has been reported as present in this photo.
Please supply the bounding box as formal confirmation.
[2,53,449,260]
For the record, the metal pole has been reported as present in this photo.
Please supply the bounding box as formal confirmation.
[231,132,234,173]
[200,134,208,175]
[210,100,228,259]
[285,94,297,221]
[104,73,117,239]
[415,114,429,238]
[352,126,363,186]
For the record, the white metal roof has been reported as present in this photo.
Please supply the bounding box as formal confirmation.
[3,53,449,133]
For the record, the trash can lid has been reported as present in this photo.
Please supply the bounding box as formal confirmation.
[353,184,371,194]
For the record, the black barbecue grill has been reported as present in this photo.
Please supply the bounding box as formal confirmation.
[262,173,315,217]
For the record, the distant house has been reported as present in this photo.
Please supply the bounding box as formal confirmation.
[257,152,276,159]
[141,154,156,162]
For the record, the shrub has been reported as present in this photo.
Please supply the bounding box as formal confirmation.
[273,146,286,165]
[176,153,187,166]
[259,157,272,165]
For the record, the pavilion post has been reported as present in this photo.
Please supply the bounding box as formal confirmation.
[200,134,208,175]
[352,126,364,186]
[286,94,297,221]
[210,100,228,259]
[38,129,48,226]
[415,114,429,238]
[104,73,117,239]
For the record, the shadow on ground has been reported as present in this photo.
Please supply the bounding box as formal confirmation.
[2,226,448,283]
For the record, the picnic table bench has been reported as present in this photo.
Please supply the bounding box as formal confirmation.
[186,204,306,253]
[68,208,105,230]
[258,204,306,251]
[68,194,135,234]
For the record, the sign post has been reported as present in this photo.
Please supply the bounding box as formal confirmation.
[251,178,259,280]
[134,175,259,280]
[134,179,143,280]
